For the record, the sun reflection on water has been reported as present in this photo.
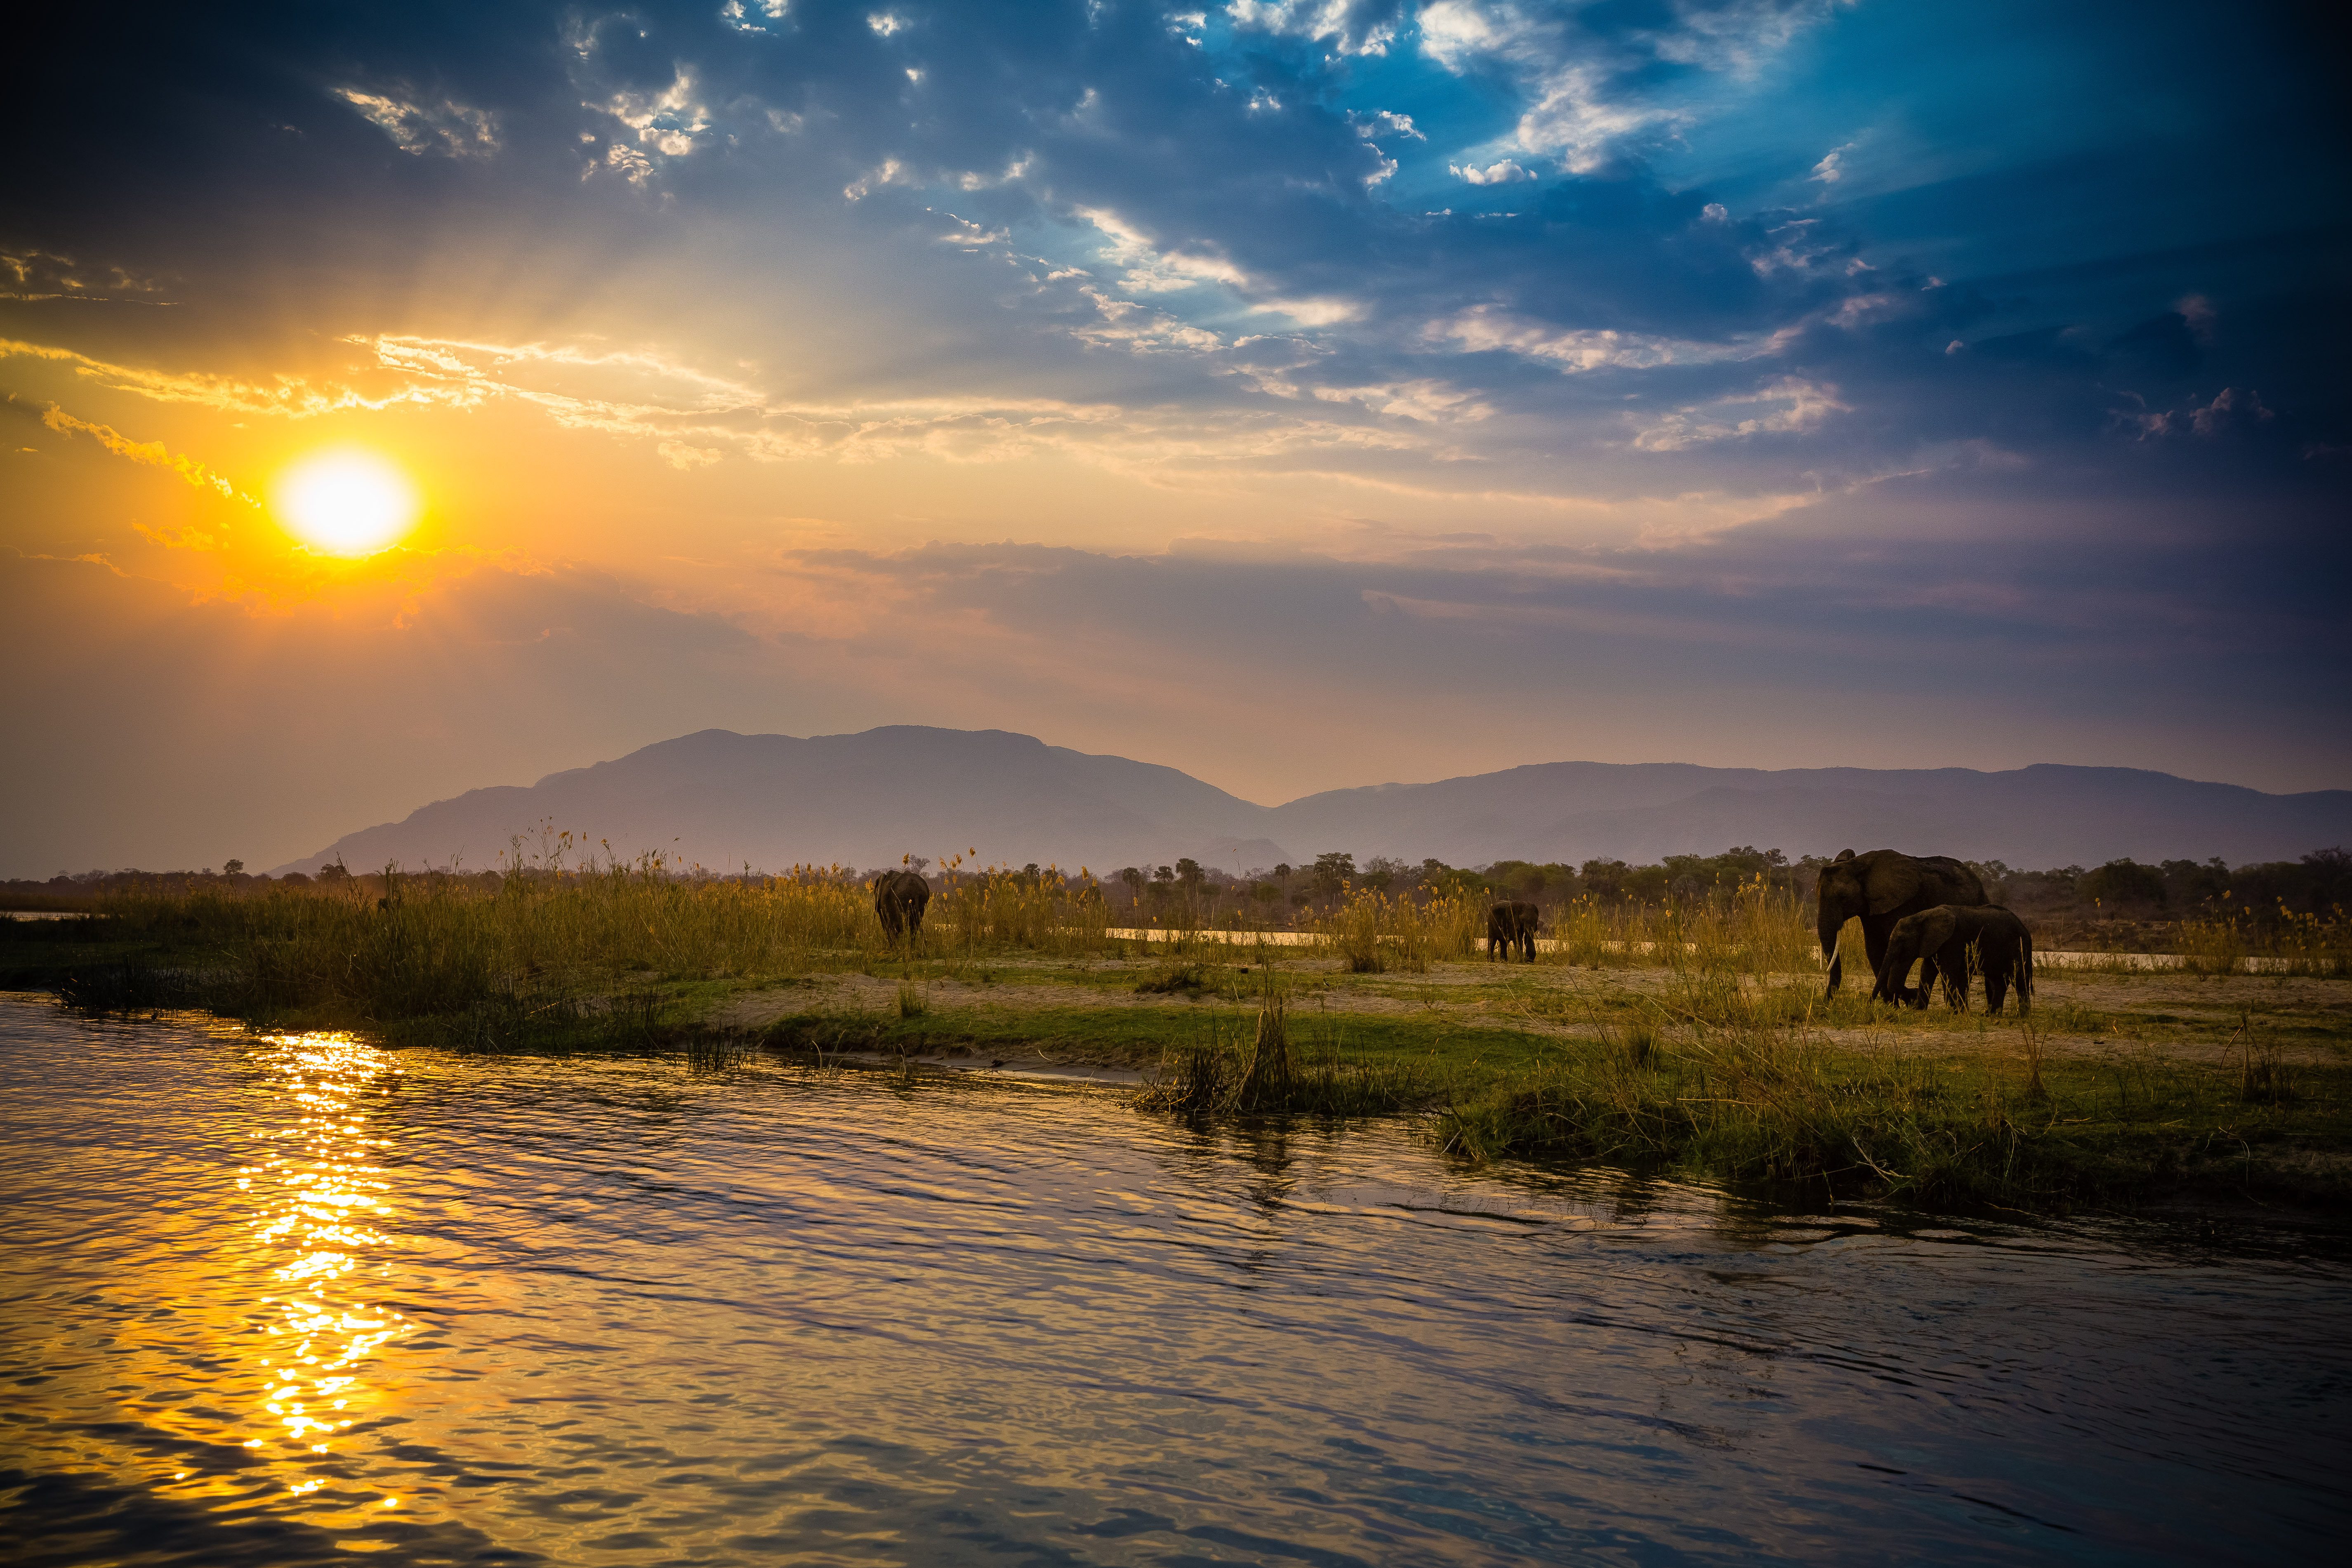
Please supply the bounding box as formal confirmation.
[200,1031,414,1521]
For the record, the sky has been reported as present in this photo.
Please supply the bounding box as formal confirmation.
[2,0,2346,876]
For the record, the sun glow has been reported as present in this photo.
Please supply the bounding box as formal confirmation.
[273,450,419,556]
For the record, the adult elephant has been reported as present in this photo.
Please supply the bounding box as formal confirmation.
[872,869,931,943]
[1487,901,1539,962]
[1815,849,1987,999]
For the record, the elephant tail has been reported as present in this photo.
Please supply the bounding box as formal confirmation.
[2020,927,2034,1002]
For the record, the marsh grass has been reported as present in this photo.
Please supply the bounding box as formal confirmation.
[1138,971,1443,1118]
[1436,1023,2033,1206]
[1311,887,1478,970]
[59,856,1124,1044]
[2229,1007,2297,1105]
[2018,1019,2048,1102]
[1135,954,1214,994]
[1544,880,1816,974]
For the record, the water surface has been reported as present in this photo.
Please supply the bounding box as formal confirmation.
[2,995,2345,1565]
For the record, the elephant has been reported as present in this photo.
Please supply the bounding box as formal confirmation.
[1487,901,1539,962]
[1814,849,1989,1001]
[1878,904,2034,1015]
[872,869,931,942]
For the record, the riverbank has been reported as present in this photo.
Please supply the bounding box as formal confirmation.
[6,900,2347,1214]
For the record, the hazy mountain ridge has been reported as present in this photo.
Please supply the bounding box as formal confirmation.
[276,727,2352,877]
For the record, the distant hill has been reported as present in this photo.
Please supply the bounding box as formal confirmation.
[274,726,2352,877]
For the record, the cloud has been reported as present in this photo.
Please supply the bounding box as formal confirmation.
[335,89,498,158]
[2190,386,2272,436]
[1631,376,1850,451]
[33,404,257,507]
[1417,0,1847,172]
[6,0,2346,839]
[599,69,711,159]
[1228,1,1406,58]
[1430,306,1783,372]
[1,248,167,302]
[1449,158,1534,185]
[1076,207,1252,294]
[721,0,790,35]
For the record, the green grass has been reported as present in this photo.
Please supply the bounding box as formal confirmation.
[9,886,2350,1215]
[1432,1031,2352,1211]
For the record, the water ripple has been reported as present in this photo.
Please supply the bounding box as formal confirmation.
[4,994,2349,1565]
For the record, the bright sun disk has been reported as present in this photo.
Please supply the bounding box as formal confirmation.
[273,450,419,556]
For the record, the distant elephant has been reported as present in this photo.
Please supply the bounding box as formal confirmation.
[1487,901,1539,962]
[1815,849,1988,1001]
[1879,905,2034,1016]
[872,869,931,942]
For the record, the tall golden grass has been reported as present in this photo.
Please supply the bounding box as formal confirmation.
[2176,905,2350,976]
[79,852,1127,1040]
[1302,875,1819,975]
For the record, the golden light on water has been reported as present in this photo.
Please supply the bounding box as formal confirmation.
[240,1034,408,1477]
[118,1029,419,1531]
[271,449,419,556]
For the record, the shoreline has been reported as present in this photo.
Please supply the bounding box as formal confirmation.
[7,907,2347,1217]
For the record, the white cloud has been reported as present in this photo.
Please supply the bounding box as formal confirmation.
[1226,1,1400,57]
[335,89,498,158]
[720,0,789,34]
[843,158,907,200]
[1810,141,1853,183]
[602,71,711,157]
[1449,158,1534,185]
[605,142,655,185]
[1355,109,1424,141]
[1077,207,1251,292]
[1350,109,1421,188]
[1249,296,1362,327]
[1632,376,1849,450]
[1418,0,1847,172]
[1309,379,1490,422]
[1432,306,1785,372]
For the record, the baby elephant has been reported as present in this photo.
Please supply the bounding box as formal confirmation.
[1487,901,1540,962]
[1878,904,2034,1015]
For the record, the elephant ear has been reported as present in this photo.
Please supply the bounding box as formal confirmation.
[1919,906,1959,950]
[1862,855,1923,915]
[1834,849,1855,863]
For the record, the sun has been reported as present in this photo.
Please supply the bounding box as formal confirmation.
[273,450,419,556]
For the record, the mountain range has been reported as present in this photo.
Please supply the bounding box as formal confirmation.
[275,726,2352,877]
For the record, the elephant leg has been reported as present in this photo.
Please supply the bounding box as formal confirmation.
[1862,921,1894,988]
[1874,942,1916,1005]
[1892,951,1921,1005]
[1985,959,2008,1016]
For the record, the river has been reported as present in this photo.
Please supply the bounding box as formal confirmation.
[2,993,2345,1565]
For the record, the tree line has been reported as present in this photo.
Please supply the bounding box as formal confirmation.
[9,844,2345,930]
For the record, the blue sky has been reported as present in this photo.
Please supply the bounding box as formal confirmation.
[1,1,2345,871]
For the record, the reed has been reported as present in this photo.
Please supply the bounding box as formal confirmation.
[1138,972,1442,1118]
[1309,887,1485,970]
[2175,907,2347,977]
